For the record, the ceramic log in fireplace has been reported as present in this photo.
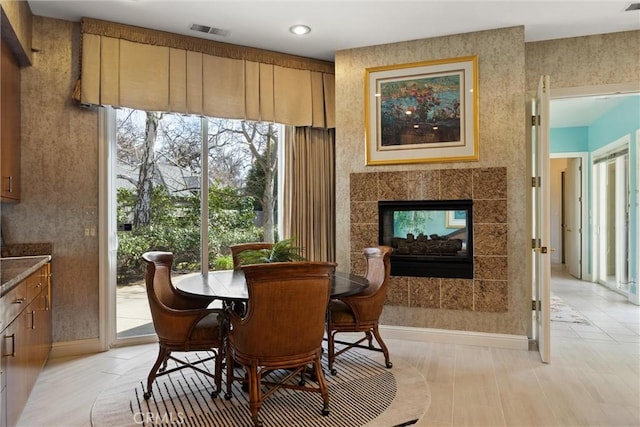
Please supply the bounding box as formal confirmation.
[378,200,473,278]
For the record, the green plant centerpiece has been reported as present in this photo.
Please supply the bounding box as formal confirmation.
[237,238,306,265]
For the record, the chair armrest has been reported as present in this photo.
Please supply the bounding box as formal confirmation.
[336,292,385,323]
[153,307,225,340]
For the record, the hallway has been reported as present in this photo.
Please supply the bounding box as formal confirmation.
[551,264,639,344]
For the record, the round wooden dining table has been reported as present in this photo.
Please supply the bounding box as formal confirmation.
[174,268,368,302]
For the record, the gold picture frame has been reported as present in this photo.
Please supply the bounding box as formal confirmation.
[365,55,479,165]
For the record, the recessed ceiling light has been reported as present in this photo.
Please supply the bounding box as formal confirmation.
[289,25,311,36]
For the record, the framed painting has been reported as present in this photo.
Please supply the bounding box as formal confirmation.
[365,56,479,165]
[446,210,466,228]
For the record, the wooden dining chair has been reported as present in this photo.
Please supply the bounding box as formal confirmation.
[141,251,227,399]
[229,242,274,268]
[326,246,393,374]
[225,261,337,427]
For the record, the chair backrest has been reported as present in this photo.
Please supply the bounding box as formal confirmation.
[229,242,274,268]
[141,251,193,341]
[354,246,393,320]
[233,261,337,357]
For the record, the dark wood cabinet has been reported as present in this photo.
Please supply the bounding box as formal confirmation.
[0,264,51,427]
[1,38,22,202]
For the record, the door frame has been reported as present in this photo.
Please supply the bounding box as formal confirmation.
[591,134,631,294]
[99,107,159,350]
[550,152,589,281]
[635,129,640,305]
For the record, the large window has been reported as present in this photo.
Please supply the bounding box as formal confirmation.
[113,107,282,337]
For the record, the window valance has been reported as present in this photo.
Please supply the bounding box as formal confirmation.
[77,18,335,128]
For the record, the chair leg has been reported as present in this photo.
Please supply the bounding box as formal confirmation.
[144,346,170,399]
[212,347,222,398]
[365,331,374,349]
[313,357,330,416]
[248,363,263,427]
[327,330,337,375]
[371,325,393,368]
[224,347,234,400]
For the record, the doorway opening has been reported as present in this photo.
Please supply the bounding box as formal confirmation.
[532,82,640,362]
[550,154,587,280]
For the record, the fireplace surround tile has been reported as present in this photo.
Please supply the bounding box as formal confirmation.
[440,169,473,199]
[349,254,366,276]
[473,168,507,199]
[441,278,474,310]
[350,223,378,252]
[474,280,508,312]
[350,172,377,201]
[350,201,377,224]
[474,199,507,224]
[387,276,409,306]
[474,256,508,280]
[406,170,440,200]
[349,166,508,313]
[409,277,441,308]
[378,171,408,200]
[474,223,508,256]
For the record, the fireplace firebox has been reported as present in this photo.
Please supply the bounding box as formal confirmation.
[378,200,473,278]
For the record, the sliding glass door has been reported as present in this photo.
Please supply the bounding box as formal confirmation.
[104,107,282,344]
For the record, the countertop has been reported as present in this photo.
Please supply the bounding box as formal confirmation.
[0,255,51,297]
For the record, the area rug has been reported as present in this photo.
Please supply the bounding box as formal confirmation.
[550,294,590,324]
[91,349,429,427]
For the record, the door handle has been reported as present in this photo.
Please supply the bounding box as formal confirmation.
[533,246,555,254]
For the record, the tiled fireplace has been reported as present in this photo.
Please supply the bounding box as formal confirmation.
[350,166,508,313]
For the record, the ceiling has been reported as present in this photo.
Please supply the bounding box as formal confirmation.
[550,94,639,128]
[27,0,640,127]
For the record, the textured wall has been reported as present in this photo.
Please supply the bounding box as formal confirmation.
[335,27,529,335]
[1,17,100,342]
[525,31,640,91]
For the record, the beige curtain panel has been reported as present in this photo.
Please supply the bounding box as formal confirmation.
[78,18,335,128]
[283,126,335,262]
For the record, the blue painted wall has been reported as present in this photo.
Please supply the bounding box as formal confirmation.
[550,126,588,152]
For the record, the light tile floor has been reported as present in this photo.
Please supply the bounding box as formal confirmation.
[18,265,640,426]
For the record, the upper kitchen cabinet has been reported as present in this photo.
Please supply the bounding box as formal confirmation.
[1,37,21,202]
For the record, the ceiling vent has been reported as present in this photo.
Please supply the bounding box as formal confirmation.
[626,3,640,10]
[190,23,230,37]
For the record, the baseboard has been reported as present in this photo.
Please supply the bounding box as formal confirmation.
[50,338,107,359]
[378,325,529,350]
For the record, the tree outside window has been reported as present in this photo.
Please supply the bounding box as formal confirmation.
[115,108,278,284]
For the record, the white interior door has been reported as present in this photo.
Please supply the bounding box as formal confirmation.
[532,75,551,363]
[565,157,582,279]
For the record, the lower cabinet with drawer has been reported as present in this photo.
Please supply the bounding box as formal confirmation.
[1,263,51,427]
